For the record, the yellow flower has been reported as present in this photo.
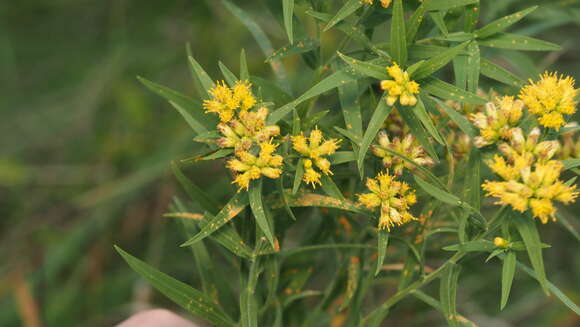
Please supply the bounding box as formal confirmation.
[227,141,283,190]
[497,127,560,166]
[357,171,417,231]
[519,71,577,130]
[483,156,578,223]
[380,63,420,106]
[470,96,523,148]
[292,128,341,188]
[217,107,280,151]
[494,237,509,248]
[361,0,391,7]
[203,80,257,122]
[371,131,435,175]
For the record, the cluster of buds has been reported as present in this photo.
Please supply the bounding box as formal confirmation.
[559,123,580,160]
[358,172,417,231]
[203,80,257,122]
[227,141,284,190]
[380,64,420,106]
[482,128,577,223]
[371,131,435,175]
[383,110,408,136]
[217,107,280,151]
[292,128,341,187]
[470,96,523,148]
[519,72,577,130]
[361,0,392,7]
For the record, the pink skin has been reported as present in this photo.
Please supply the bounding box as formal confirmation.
[116,309,200,327]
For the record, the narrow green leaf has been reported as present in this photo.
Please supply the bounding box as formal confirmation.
[338,80,363,141]
[476,6,538,39]
[249,179,276,249]
[406,4,426,43]
[324,0,363,32]
[432,97,476,137]
[357,99,394,172]
[466,41,480,93]
[277,176,297,221]
[415,175,461,206]
[188,55,216,96]
[464,148,481,209]
[412,41,470,80]
[171,162,220,214]
[138,77,213,134]
[268,70,356,124]
[443,240,495,252]
[240,49,249,81]
[500,251,516,310]
[240,286,258,327]
[320,174,345,200]
[375,230,390,276]
[440,263,462,327]
[218,61,238,86]
[115,246,235,327]
[463,3,480,32]
[271,190,368,215]
[422,77,487,104]
[425,0,478,11]
[478,33,561,51]
[266,39,320,62]
[340,256,361,310]
[283,0,295,44]
[292,158,304,194]
[412,98,445,144]
[480,58,523,87]
[201,149,234,161]
[437,32,474,42]
[181,192,249,247]
[398,106,440,161]
[331,151,356,165]
[429,11,448,36]
[513,212,549,294]
[562,158,580,170]
[390,0,407,66]
[337,52,389,80]
[302,110,329,131]
[516,260,580,314]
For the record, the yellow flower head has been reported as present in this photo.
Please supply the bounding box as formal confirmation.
[371,131,435,175]
[357,171,418,231]
[217,107,280,151]
[227,140,283,190]
[361,0,391,7]
[380,63,420,106]
[482,141,578,223]
[494,237,509,248]
[519,71,577,130]
[497,127,560,166]
[203,80,258,122]
[470,96,524,148]
[292,128,341,188]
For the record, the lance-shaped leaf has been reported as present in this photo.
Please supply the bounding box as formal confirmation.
[268,70,356,124]
[270,190,369,215]
[406,4,426,43]
[501,251,516,310]
[266,39,320,62]
[562,159,580,170]
[425,0,478,11]
[337,52,389,80]
[171,162,220,214]
[249,179,277,249]
[412,41,470,80]
[478,33,561,51]
[283,0,295,43]
[324,0,363,32]
[357,98,394,173]
[432,97,476,137]
[422,77,487,104]
[218,61,238,86]
[513,212,549,294]
[340,256,361,311]
[188,55,216,97]
[390,0,407,66]
[440,263,462,327]
[115,246,235,327]
[375,230,390,276]
[138,77,214,134]
[320,174,345,200]
[181,191,249,247]
[476,6,538,39]
[411,98,445,144]
[480,58,523,87]
[398,105,440,161]
[240,49,249,81]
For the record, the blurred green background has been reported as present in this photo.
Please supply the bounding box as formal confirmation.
[0,0,579,326]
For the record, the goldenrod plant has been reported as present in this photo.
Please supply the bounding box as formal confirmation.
[113,1,580,326]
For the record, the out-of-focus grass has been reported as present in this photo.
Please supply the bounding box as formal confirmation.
[0,0,579,326]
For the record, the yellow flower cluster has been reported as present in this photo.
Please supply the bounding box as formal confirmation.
[227,141,283,190]
[519,72,577,130]
[217,107,280,151]
[470,96,523,148]
[371,131,434,175]
[292,128,341,187]
[361,0,391,8]
[203,80,257,122]
[358,172,417,231]
[482,128,578,223]
[380,64,420,106]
